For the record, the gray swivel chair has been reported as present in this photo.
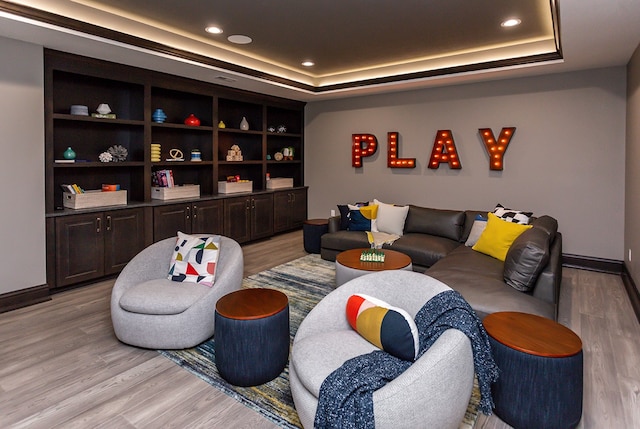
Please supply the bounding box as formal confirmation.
[111,235,243,349]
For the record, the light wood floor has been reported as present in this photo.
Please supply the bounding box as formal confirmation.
[1,230,639,428]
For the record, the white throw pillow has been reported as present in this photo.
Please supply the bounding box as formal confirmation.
[373,199,409,236]
[465,216,488,246]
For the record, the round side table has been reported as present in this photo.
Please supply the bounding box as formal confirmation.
[483,311,583,429]
[303,219,329,254]
[215,288,290,386]
[335,248,412,287]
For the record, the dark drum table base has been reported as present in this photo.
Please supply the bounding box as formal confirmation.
[489,336,583,429]
[215,303,290,387]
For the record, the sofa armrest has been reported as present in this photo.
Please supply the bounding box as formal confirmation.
[532,232,562,319]
[327,215,342,233]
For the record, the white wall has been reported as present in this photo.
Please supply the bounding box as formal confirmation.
[305,67,627,260]
[626,43,640,291]
[0,37,46,294]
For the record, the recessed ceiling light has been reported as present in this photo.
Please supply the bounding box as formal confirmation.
[205,26,223,34]
[227,35,252,44]
[301,61,315,67]
[501,18,522,28]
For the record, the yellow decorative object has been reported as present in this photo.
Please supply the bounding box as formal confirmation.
[472,213,532,261]
[218,120,226,128]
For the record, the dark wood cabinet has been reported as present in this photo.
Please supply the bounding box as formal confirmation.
[153,200,224,241]
[274,188,308,233]
[224,194,274,243]
[54,208,145,288]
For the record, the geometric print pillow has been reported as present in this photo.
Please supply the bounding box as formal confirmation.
[346,293,419,361]
[492,203,532,225]
[168,232,221,287]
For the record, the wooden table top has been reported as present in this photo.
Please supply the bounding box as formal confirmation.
[215,288,288,321]
[483,311,582,358]
[336,248,412,272]
[304,218,329,226]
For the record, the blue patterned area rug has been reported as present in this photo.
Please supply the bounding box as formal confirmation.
[159,254,480,428]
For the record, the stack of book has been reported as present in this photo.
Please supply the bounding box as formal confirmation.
[153,169,175,187]
[61,183,84,194]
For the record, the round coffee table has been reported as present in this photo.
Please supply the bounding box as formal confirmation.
[335,248,412,287]
[483,311,583,429]
[214,288,290,386]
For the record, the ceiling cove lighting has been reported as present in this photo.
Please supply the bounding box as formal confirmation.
[501,18,522,27]
[205,26,223,34]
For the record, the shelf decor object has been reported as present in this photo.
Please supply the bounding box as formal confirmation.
[184,114,201,126]
[266,177,293,189]
[152,108,167,123]
[63,146,76,160]
[107,144,128,162]
[63,189,127,209]
[151,143,161,162]
[240,116,249,130]
[218,180,252,194]
[151,184,200,200]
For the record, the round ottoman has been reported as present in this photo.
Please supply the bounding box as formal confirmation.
[335,248,412,287]
[303,219,329,254]
[483,312,583,429]
[214,288,290,386]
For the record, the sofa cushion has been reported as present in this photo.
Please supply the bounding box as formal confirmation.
[503,227,551,292]
[389,233,460,268]
[338,202,369,230]
[168,232,221,287]
[492,203,533,225]
[531,215,558,237]
[404,205,465,241]
[347,204,378,231]
[346,294,419,361]
[119,278,209,315]
[464,214,488,247]
[427,246,555,320]
[292,330,377,397]
[373,199,410,236]
[321,230,370,251]
[472,213,532,261]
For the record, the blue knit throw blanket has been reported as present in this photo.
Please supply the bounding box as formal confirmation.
[314,289,499,429]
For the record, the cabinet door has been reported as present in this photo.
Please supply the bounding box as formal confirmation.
[273,191,292,233]
[104,208,146,275]
[192,200,224,235]
[224,197,251,243]
[290,188,308,229]
[153,203,191,241]
[55,213,104,287]
[251,194,274,240]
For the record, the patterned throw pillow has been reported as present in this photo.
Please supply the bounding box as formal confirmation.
[347,204,378,231]
[346,293,419,361]
[337,202,368,230]
[168,232,221,287]
[465,214,488,246]
[493,203,532,225]
[473,213,532,261]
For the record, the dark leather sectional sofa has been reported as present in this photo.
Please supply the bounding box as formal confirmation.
[320,205,562,320]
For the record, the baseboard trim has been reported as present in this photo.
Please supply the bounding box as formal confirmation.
[0,284,50,314]
[562,253,623,274]
[621,264,640,324]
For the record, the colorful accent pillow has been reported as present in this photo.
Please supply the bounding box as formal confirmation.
[464,214,488,247]
[347,204,378,231]
[493,203,532,225]
[472,213,532,261]
[338,202,368,230]
[346,294,419,361]
[168,232,221,287]
[373,199,409,236]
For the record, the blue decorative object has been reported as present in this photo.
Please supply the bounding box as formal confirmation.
[152,108,167,123]
[63,146,76,160]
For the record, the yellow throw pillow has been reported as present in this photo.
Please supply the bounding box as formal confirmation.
[472,212,532,261]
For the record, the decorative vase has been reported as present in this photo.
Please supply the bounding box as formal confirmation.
[152,108,167,123]
[63,147,76,160]
[184,114,200,126]
[96,103,111,115]
[240,116,249,130]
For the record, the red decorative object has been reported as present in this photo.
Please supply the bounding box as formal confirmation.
[479,127,516,171]
[184,114,201,126]
[428,130,461,169]
[387,132,416,168]
[352,133,378,168]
